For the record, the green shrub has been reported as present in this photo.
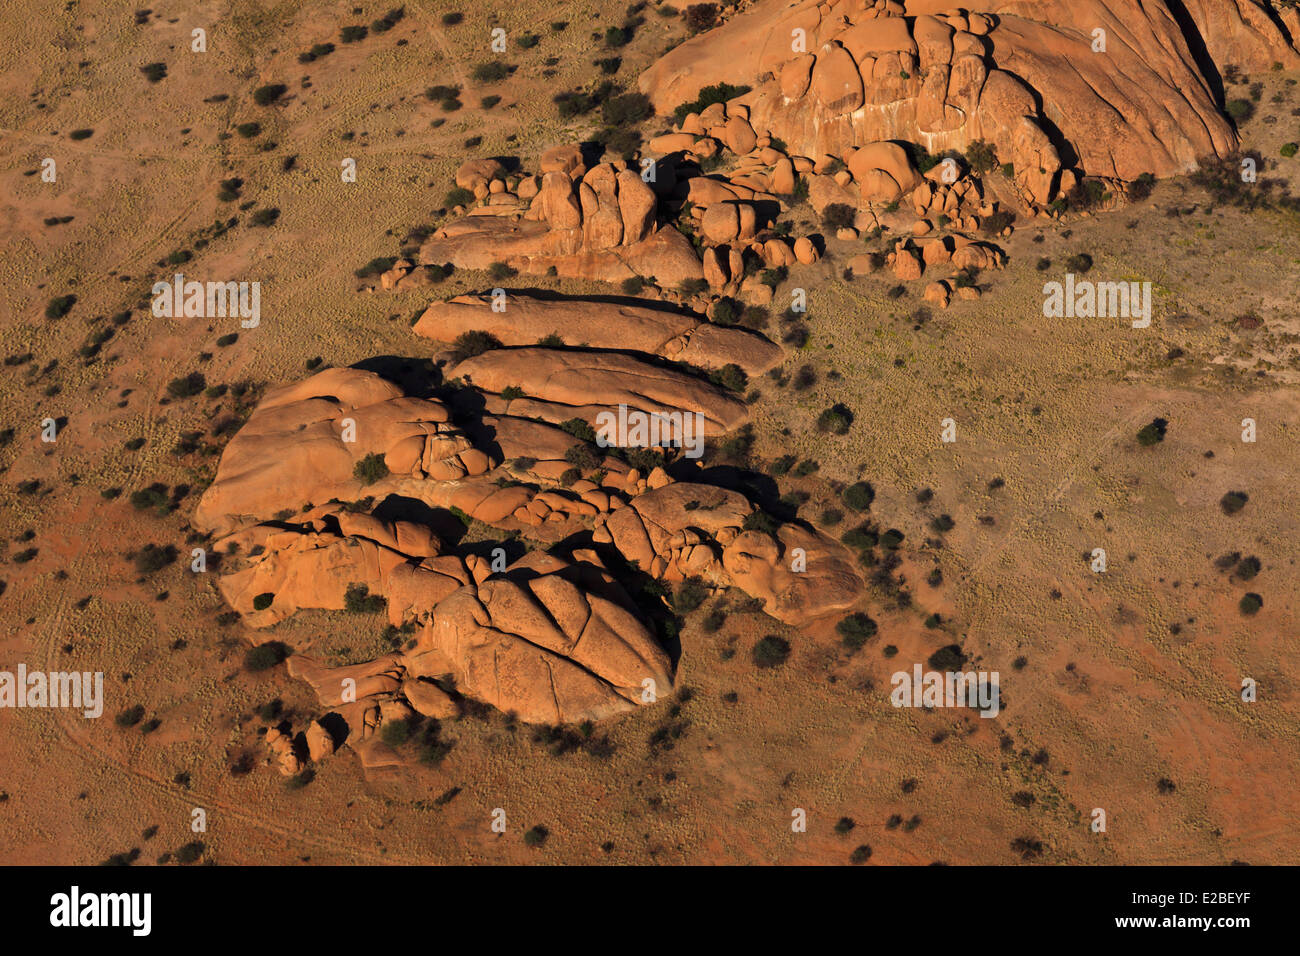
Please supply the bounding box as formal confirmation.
[451,329,502,360]
[1220,490,1249,515]
[836,613,877,650]
[1239,592,1263,615]
[140,62,167,83]
[244,641,289,671]
[344,583,386,614]
[166,372,206,398]
[235,121,261,138]
[353,453,390,485]
[472,61,509,83]
[672,82,751,124]
[252,592,274,611]
[524,825,549,847]
[1136,418,1168,446]
[45,295,77,319]
[69,128,94,141]
[253,83,287,106]
[1282,142,1299,158]
[842,481,874,511]
[445,186,475,207]
[817,404,853,435]
[340,25,368,43]
[752,635,791,669]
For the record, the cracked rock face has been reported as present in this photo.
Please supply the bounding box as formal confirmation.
[194,368,497,536]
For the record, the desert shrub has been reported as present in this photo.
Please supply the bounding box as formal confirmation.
[621,275,645,295]
[604,25,631,47]
[836,613,877,650]
[834,816,856,835]
[1129,171,1156,200]
[679,277,709,296]
[451,329,502,360]
[684,3,719,33]
[340,25,368,43]
[253,83,287,106]
[285,768,315,789]
[235,121,261,138]
[69,128,94,141]
[472,61,509,83]
[964,139,998,174]
[927,643,967,670]
[501,385,525,401]
[1235,555,1261,580]
[441,12,463,25]
[524,825,549,847]
[445,186,475,207]
[849,845,872,864]
[672,82,751,124]
[250,207,280,227]
[880,528,904,550]
[817,403,853,434]
[1220,490,1249,515]
[166,372,206,398]
[564,443,601,470]
[381,718,412,747]
[841,524,878,551]
[134,544,177,574]
[559,418,597,443]
[929,514,955,533]
[981,209,1015,235]
[115,705,145,728]
[673,578,709,614]
[487,261,516,281]
[741,510,777,535]
[1282,142,1299,158]
[251,592,274,611]
[822,203,856,230]
[480,94,501,109]
[1239,592,1263,615]
[344,583,386,614]
[45,295,77,319]
[1225,98,1254,123]
[602,92,652,126]
[710,363,747,393]
[594,56,621,75]
[244,641,289,671]
[344,454,390,489]
[843,482,874,511]
[1136,418,1168,446]
[516,32,539,49]
[140,62,167,83]
[1065,252,1093,274]
[752,635,791,668]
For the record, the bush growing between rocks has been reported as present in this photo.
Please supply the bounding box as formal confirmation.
[452,329,503,360]
[344,583,386,614]
[353,453,390,485]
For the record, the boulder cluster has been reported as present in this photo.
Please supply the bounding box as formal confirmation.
[641,0,1298,205]
[197,308,864,770]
